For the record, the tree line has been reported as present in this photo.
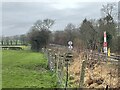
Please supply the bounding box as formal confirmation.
[0,34,28,46]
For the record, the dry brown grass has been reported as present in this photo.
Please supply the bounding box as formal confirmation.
[68,52,119,88]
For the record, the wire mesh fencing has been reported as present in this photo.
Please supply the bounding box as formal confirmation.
[42,48,119,88]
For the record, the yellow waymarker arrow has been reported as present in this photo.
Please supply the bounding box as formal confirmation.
[107,48,111,65]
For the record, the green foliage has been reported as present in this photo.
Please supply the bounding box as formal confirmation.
[28,29,51,52]
[2,50,57,88]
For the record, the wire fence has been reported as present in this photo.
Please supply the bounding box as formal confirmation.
[81,50,119,88]
[42,47,69,87]
[42,47,119,88]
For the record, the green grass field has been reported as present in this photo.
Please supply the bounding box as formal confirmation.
[2,50,57,88]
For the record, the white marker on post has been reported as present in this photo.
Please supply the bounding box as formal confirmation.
[68,41,73,50]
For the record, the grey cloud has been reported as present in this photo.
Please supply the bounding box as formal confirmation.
[2,2,109,36]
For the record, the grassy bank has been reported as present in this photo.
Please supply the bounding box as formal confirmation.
[2,50,56,88]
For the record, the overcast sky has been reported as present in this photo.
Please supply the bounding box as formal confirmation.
[1,1,118,36]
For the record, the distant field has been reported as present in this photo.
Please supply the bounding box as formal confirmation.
[2,50,57,88]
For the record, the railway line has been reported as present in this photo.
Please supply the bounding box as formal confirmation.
[94,53,120,61]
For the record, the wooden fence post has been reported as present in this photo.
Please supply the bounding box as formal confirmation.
[79,53,87,88]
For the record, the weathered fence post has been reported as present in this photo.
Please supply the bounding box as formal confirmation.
[56,51,61,87]
[65,52,73,88]
[79,53,87,88]
[79,60,86,88]
[66,61,68,88]
[47,49,52,70]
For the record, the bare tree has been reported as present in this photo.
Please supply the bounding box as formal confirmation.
[101,3,117,18]
[64,23,76,41]
[80,18,97,50]
[33,19,55,31]
[27,19,55,52]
